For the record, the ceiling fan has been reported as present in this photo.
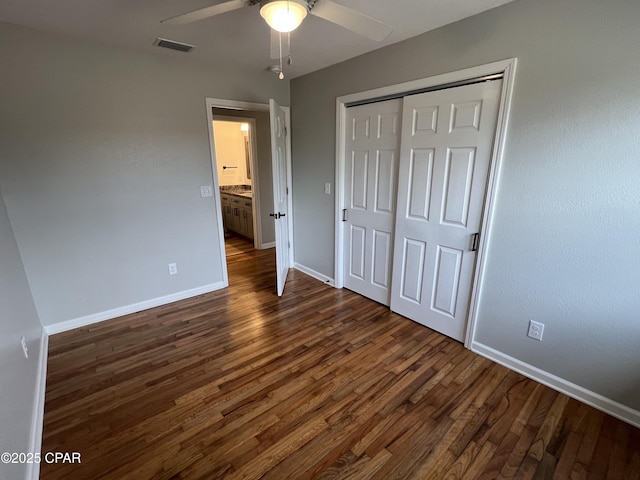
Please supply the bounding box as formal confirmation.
[161,0,393,42]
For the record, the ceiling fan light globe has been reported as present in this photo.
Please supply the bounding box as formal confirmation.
[260,0,308,33]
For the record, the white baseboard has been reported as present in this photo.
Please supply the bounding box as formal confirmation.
[44,282,227,335]
[260,241,276,250]
[471,342,640,428]
[294,263,335,287]
[27,331,49,480]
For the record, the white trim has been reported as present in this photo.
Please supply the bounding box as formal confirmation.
[283,106,295,266]
[206,98,270,112]
[294,263,335,287]
[206,99,230,287]
[44,282,226,335]
[334,96,347,289]
[334,58,518,347]
[260,241,276,249]
[248,119,262,249]
[472,342,640,428]
[26,331,49,480]
[336,59,517,106]
[464,59,518,348]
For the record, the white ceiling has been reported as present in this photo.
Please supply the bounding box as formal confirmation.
[0,0,516,78]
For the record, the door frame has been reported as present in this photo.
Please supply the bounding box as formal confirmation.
[205,97,294,285]
[333,58,517,348]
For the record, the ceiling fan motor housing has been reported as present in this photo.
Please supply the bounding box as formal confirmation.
[260,0,309,33]
[258,0,312,11]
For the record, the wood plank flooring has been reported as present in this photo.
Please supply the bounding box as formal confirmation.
[224,233,255,257]
[41,247,640,479]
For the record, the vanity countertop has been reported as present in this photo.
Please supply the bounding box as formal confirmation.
[221,189,252,199]
[220,185,252,199]
[232,191,253,199]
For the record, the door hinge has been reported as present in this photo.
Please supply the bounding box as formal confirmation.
[286,187,289,195]
[342,209,348,222]
[288,241,291,249]
[284,126,287,137]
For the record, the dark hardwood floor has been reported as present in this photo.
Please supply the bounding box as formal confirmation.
[41,247,640,479]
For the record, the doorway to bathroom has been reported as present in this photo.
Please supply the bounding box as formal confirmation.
[212,116,260,256]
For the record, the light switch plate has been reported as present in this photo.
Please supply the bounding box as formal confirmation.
[200,185,213,198]
[324,183,331,195]
[21,335,28,359]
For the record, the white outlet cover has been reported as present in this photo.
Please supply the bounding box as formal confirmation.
[168,263,178,275]
[528,320,544,341]
[200,185,213,198]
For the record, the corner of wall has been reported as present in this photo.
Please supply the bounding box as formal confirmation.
[294,263,335,287]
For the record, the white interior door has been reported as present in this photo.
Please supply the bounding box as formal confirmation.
[343,99,401,305]
[269,99,290,296]
[390,80,502,341]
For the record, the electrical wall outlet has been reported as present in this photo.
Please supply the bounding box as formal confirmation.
[527,320,544,341]
[20,336,28,359]
[168,263,178,275]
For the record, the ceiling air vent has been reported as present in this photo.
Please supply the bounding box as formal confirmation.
[153,38,196,53]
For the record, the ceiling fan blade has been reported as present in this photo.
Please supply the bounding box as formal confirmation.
[270,29,291,60]
[310,0,392,41]
[161,0,250,25]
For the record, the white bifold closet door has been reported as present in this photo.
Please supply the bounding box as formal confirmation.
[389,80,502,341]
[343,99,401,305]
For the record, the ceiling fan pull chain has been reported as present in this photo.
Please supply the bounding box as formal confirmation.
[278,31,285,79]
[287,31,292,65]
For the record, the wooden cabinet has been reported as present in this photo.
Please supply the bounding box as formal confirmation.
[221,194,233,230]
[241,199,253,239]
[221,193,253,240]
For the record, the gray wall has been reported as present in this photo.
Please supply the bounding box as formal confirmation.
[0,186,44,480]
[0,24,288,327]
[290,0,640,410]
[212,108,275,246]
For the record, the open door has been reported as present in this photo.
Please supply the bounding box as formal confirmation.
[269,99,290,296]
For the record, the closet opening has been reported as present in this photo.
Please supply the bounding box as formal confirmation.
[334,58,517,347]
